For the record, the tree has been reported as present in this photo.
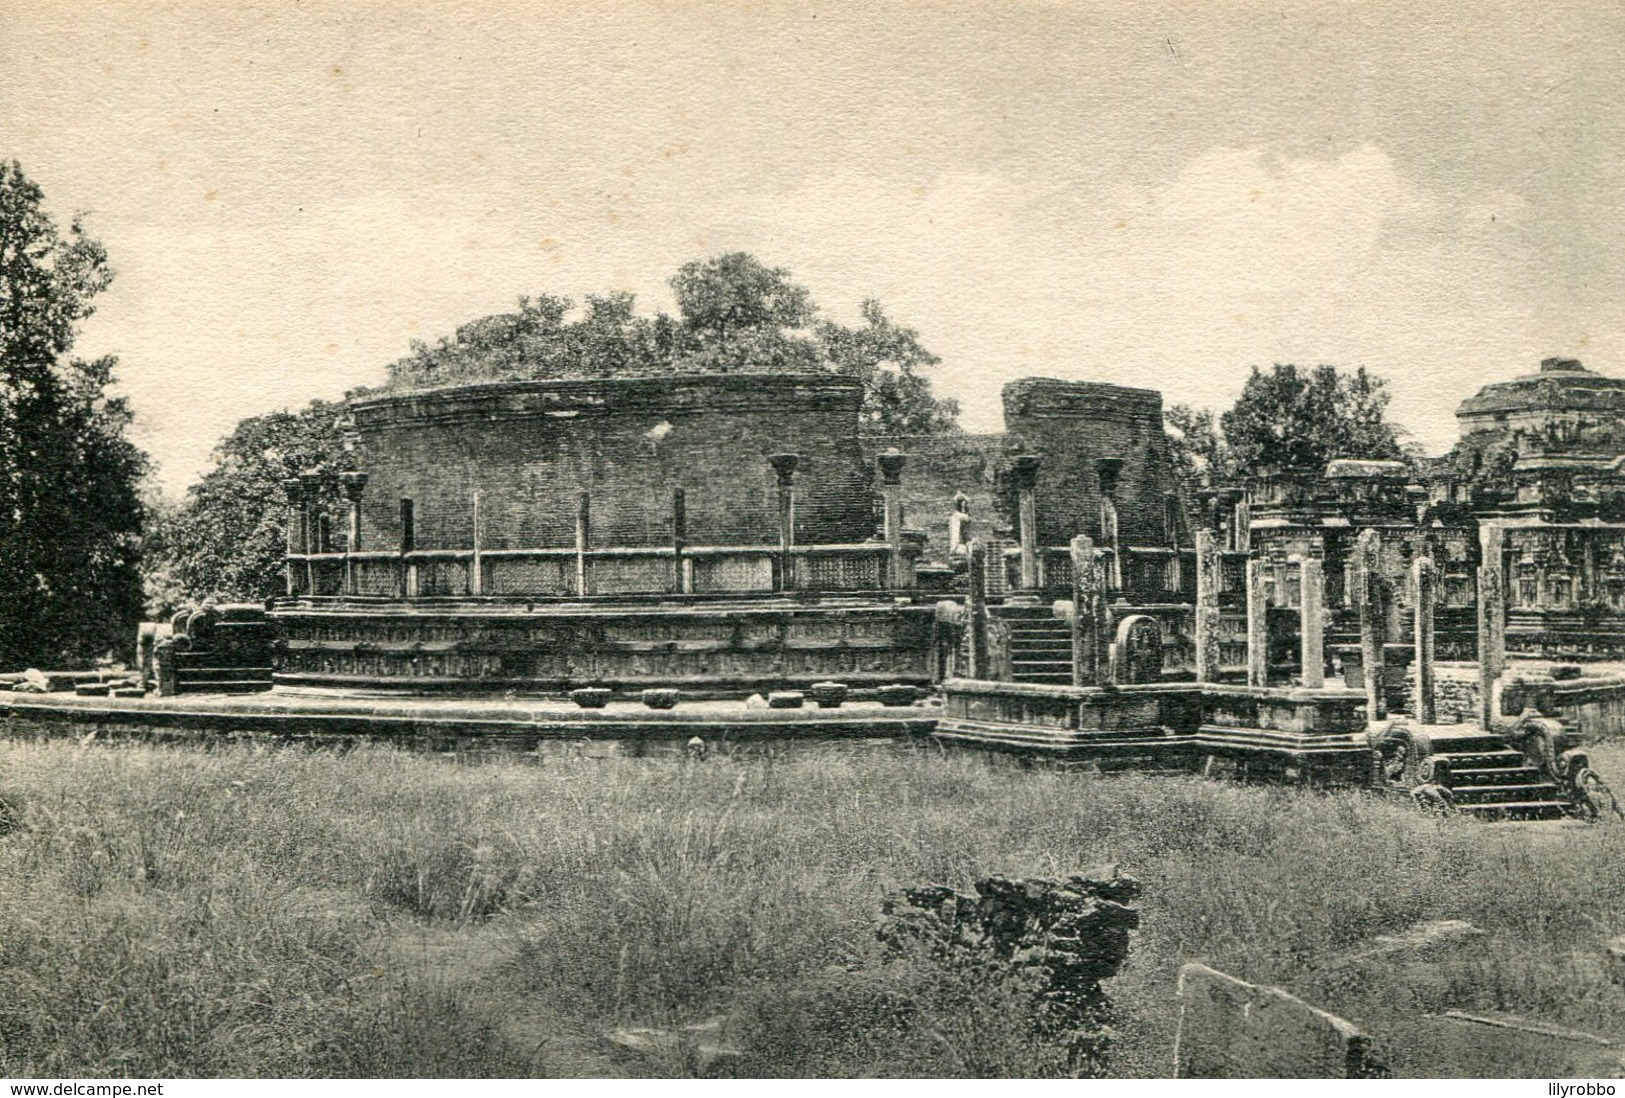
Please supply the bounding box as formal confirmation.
[0,161,149,669]
[1219,364,1405,473]
[1163,403,1232,494]
[819,300,960,434]
[155,400,350,605]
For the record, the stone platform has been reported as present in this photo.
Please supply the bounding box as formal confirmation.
[0,689,935,748]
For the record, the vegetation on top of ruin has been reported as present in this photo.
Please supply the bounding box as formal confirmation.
[1165,364,1410,494]
[0,161,148,667]
[374,252,962,437]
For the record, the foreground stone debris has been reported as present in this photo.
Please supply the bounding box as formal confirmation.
[1175,963,1384,1078]
[877,869,1140,1072]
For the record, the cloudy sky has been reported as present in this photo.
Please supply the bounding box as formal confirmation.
[5,0,1623,493]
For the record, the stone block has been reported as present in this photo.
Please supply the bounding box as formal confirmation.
[877,684,917,707]
[569,687,612,709]
[808,681,848,708]
[767,691,804,709]
[1174,963,1378,1078]
[641,688,681,710]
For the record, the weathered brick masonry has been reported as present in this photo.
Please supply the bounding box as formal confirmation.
[349,374,876,551]
[1002,378,1181,548]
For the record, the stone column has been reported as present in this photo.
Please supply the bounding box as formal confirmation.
[469,489,484,596]
[398,497,416,597]
[877,450,909,590]
[1011,454,1042,591]
[1246,558,1269,687]
[1477,522,1506,729]
[1352,528,1385,721]
[1413,553,1437,723]
[1070,535,1109,686]
[1194,529,1223,683]
[966,539,989,679]
[283,477,308,596]
[1233,495,1252,553]
[673,486,690,594]
[768,453,800,592]
[339,471,368,595]
[300,472,324,597]
[1296,555,1325,689]
[574,490,591,597]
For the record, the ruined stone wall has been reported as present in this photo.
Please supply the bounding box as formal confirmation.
[1001,378,1180,548]
[860,433,1006,561]
[349,374,875,551]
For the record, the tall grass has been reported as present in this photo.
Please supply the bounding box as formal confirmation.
[0,726,1622,1076]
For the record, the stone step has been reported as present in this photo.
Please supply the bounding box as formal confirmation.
[1456,801,1569,821]
[1008,643,1073,655]
[1451,765,1546,784]
[1010,672,1075,685]
[1449,783,1565,805]
[173,680,273,694]
[1434,751,1528,771]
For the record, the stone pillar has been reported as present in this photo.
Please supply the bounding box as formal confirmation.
[1246,558,1269,687]
[1011,454,1042,591]
[1233,495,1252,553]
[283,477,308,596]
[300,472,324,596]
[1296,555,1325,689]
[575,490,591,597]
[966,539,989,679]
[1070,535,1110,686]
[399,497,416,598]
[673,486,690,594]
[469,489,484,596]
[1478,522,1506,729]
[769,453,800,592]
[1353,528,1386,721]
[877,450,909,590]
[1194,530,1223,683]
[1413,554,1437,724]
[340,471,368,595]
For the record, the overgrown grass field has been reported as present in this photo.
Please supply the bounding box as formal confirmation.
[2,725,1624,1077]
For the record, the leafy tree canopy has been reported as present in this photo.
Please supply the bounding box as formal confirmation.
[151,400,350,608]
[0,160,148,668]
[1166,364,1408,494]
[381,252,959,435]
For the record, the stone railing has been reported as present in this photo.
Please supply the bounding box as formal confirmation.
[286,542,901,599]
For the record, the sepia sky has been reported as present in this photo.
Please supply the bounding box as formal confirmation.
[5,0,1624,493]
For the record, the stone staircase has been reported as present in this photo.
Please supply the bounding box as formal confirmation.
[994,604,1074,685]
[1427,733,1570,820]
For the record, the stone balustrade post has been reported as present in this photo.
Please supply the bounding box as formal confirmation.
[470,489,484,596]
[1246,557,1269,687]
[1413,553,1438,723]
[877,449,909,590]
[673,485,690,594]
[768,453,800,592]
[339,471,368,596]
[1070,535,1109,686]
[283,477,308,596]
[575,490,591,597]
[1296,555,1325,689]
[299,471,324,596]
[1353,528,1385,720]
[399,498,417,598]
[1478,522,1506,729]
[1011,454,1042,591]
[1194,529,1222,683]
[966,539,989,679]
